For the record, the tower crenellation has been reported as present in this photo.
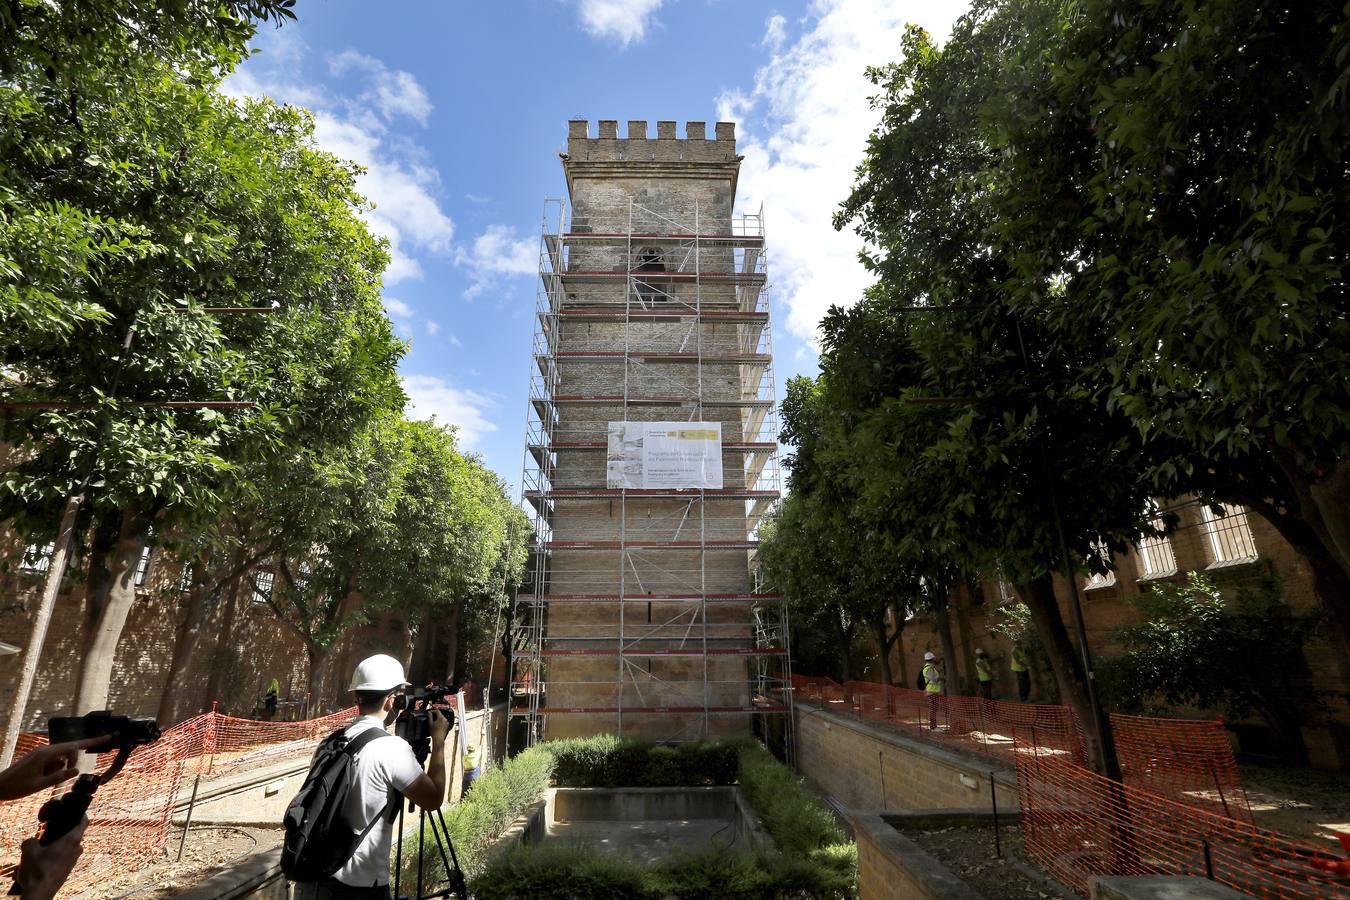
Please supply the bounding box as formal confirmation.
[565,119,737,163]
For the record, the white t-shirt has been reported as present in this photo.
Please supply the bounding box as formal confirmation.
[330,715,424,887]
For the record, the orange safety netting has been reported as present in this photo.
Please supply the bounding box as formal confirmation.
[792,675,1251,822]
[1108,712,1252,825]
[0,705,360,897]
[1015,740,1349,898]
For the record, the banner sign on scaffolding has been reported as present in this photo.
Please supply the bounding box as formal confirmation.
[606,422,723,489]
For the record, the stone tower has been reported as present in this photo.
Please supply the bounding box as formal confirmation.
[514,119,787,743]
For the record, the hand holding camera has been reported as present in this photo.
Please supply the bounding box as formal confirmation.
[0,736,109,803]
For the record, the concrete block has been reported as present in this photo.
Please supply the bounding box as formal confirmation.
[1088,876,1251,900]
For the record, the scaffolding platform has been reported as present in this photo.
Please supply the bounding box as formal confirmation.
[511,198,791,747]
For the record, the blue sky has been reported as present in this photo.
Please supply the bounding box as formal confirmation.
[227,0,970,487]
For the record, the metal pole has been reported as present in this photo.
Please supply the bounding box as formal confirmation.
[990,772,1001,859]
[176,772,202,861]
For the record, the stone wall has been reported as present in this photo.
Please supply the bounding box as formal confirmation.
[793,704,1017,813]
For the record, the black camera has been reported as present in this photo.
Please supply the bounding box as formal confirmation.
[49,710,161,752]
[9,712,163,896]
[392,686,456,764]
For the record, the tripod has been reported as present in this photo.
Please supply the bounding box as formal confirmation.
[392,797,467,900]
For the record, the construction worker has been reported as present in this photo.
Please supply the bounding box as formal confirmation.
[462,742,481,794]
[1011,642,1032,702]
[922,651,943,730]
[974,648,994,699]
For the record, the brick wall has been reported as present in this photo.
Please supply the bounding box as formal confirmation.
[0,551,411,729]
[852,812,983,900]
[793,704,1017,813]
[880,498,1350,769]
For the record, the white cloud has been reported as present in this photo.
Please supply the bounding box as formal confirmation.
[455,224,538,299]
[762,14,787,51]
[328,49,433,126]
[426,320,440,336]
[575,0,664,47]
[224,34,452,285]
[384,297,414,318]
[402,374,497,447]
[727,0,971,347]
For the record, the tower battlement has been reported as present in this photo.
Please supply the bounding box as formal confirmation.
[565,119,738,163]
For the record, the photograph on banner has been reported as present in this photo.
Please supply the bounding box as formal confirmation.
[606,422,723,489]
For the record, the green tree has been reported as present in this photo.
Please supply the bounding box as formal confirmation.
[1097,572,1314,762]
[980,0,1350,654]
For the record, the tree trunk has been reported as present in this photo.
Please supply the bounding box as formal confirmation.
[834,605,852,682]
[306,643,334,710]
[203,570,245,712]
[1020,575,1122,780]
[931,586,960,695]
[954,580,979,695]
[73,505,153,717]
[441,603,462,684]
[872,614,894,686]
[1306,456,1350,571]
[892,603,910,689]
[154,548,228,726]
[409,619,436,683]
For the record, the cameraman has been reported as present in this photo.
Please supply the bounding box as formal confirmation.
[1,735,107,900]
[293,655,448,900]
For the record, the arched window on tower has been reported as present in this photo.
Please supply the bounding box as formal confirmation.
[633,246,665,306]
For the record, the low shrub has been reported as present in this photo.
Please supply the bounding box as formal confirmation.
[473,843,855,900]
[394,744,554,886]
[545,734,739,787]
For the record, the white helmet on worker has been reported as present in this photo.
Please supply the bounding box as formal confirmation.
[923,651,936,660]
[348,654,411,692]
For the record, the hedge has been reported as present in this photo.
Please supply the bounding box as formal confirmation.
[394,744,554,886]
[473,843,856,900]
[544,734,739,787]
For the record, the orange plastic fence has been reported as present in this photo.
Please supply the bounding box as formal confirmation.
[0,705,359,897]
[791,675,1251,822]
[1015,742,1348,898]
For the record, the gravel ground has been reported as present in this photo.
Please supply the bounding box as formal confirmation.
[76,826,281,899]
[905,823,1073,899]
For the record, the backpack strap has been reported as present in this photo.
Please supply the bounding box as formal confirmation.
[340,727,398,843]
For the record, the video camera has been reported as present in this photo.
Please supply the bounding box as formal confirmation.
[392,685,456,763]
[8,712,162,896]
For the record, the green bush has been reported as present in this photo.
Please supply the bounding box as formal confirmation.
[473,843,855,900]
[544,734,739,787]
[733,740,848,857]
[394,744,555,886]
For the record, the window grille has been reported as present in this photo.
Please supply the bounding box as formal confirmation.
[1136,505,1177,579]
[134,545,154,587]
[178,564,195,594]
[1083,541,1116,589]
[997,578,1017,603]
[19,543,54,575]
[1199,503,1259,564]
[252,570,275,604]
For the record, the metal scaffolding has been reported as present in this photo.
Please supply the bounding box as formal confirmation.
[511,198,792,748]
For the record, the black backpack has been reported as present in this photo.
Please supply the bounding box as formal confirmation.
[281,726,394,882]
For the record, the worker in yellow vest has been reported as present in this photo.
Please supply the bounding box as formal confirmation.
[1011,643,1032,702]
[974,648,994,700]
[462,743,481,794]
[922,651,943,730]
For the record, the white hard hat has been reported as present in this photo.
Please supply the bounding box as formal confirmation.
[924,651,936,660]
[349,654,411,692]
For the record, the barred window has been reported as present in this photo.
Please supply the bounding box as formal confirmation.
[997,578,1017,603]
[1200,503,1259,565]
[178,564,195,594]
[134,545,154,588]
[1136,504,1178,579]
[1083,541,1116,590]
[252,569,275,604]
[19,543,54,575]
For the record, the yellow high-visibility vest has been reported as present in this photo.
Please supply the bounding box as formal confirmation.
[922,663,942,693]
[1011,647,1029,673]
[463,747,481,771]
[975,657,993,682]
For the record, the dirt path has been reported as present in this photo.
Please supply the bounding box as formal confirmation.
[1241,762,1350,848]
[76,826,281,899]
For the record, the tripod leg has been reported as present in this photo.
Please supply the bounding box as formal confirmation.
[393,804,405,900]
[416,808,426,900]
[433,808,468,900]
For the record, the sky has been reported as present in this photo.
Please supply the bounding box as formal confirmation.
[226,0,972,488]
